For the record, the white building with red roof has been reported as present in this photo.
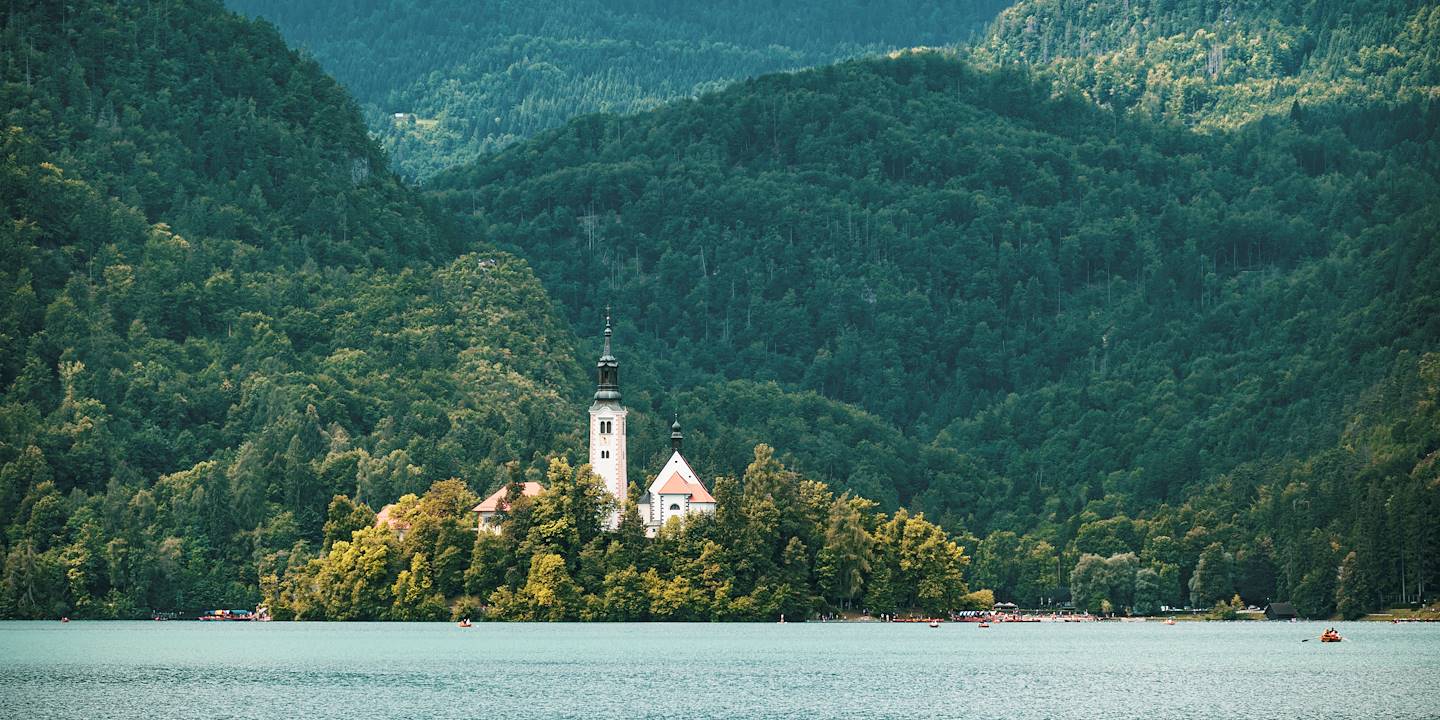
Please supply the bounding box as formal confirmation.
[472,481,545,532]
[637,418,716,536]
[585,311,716,535]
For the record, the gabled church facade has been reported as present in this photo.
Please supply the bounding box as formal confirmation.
[587,314,715,535]
[636,420,715,536]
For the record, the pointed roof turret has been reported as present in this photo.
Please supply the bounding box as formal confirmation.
[670,414,683,451]
[594,308,621,403]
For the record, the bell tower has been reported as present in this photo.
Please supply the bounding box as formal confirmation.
[589,310,627,529]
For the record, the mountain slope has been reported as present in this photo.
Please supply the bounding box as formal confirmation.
[225,0,1012,179]
[427,42,1439,612]
[0,0,581,618]
[975,0,1440,126]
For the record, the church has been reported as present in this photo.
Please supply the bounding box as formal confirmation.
[589,314,715,536]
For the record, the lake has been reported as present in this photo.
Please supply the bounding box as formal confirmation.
[1,620,1436,719]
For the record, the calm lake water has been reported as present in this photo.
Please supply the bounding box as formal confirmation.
[0,620,1436,719]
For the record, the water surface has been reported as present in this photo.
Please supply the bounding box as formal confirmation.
[1,620,1436,719]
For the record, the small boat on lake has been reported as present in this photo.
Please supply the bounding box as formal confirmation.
[978,622,990,628]
[1164,618,1176,625]
[457,619,473,628]
[928,620,940,628]
[1320,628,1343,643]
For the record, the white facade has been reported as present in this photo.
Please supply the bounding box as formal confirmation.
[639,450,716,537]
[586,312,714,534]
[589,401,628,529]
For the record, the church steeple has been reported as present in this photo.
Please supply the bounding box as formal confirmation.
[595,308,620,403]
[670,415,684,452]
[589,307,627,531]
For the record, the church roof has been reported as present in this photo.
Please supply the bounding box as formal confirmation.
[472,481,545,513]
[647,453,715,503]
[657,472,692,495]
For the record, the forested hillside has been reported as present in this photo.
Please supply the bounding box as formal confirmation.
[0,0,989,622]
[224,0,1011,179]
[0,0,583,617]
[976,0,1440,126]
[428,37,1439,615]
[3,0,1436,622]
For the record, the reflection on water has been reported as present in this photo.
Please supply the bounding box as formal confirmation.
[1,621,1436,719]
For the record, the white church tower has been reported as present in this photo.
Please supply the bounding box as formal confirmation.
[589,312,627,529]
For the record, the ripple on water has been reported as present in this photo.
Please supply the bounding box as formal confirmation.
[0,621,1437,719]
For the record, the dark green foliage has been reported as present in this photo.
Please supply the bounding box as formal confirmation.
[3,0,1437,622]
[0,0,580,618]
[226,0,1012,179]
[976,0,1440,126]
[429,48,1438,533]
[423,5,1439,617]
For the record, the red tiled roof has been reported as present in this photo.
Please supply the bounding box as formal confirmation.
[472,481,545,513]
[375,503,410,530]
[688,483,716,504]
[656,472,715,503]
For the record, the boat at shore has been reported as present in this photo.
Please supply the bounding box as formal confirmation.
[199,609,257,621]
[198,606,271,621]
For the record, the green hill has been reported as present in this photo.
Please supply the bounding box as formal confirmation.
[427,41,1438,614]
[0,0,580,617]
[975,0,1440,127]
[0,0,987,622]
[3,0,1436,621]
[224,0,1012,179]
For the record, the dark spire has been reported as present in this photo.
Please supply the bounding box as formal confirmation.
[602,306,613,357]
[670,414,683,452]
[594,307,621,403]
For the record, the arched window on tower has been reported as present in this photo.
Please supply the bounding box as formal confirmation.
[668,503,680,511]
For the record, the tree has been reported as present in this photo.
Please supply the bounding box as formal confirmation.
[1133,567,1162,616]
[1189,543,1234,608]
[518,553,580,621]
[817,493,873,608]
[303,526,395,620]
[598,566,649,621]
[1070,554,1110,614]
[321,495,374,550]
[1334,551,1373,620]
[390,553,447,621]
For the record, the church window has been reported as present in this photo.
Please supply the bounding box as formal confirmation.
[669,503,680,511]
[601,450,609,459]
[600,419,612,434]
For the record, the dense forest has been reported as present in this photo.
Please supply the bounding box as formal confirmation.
[2,0,1437,621]
[426,9,1440,616]
[269,448,979,621]
[224,0,1011,179]
[976,0,1440,127]
[0,0,987,620]
[0,0,582,617]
